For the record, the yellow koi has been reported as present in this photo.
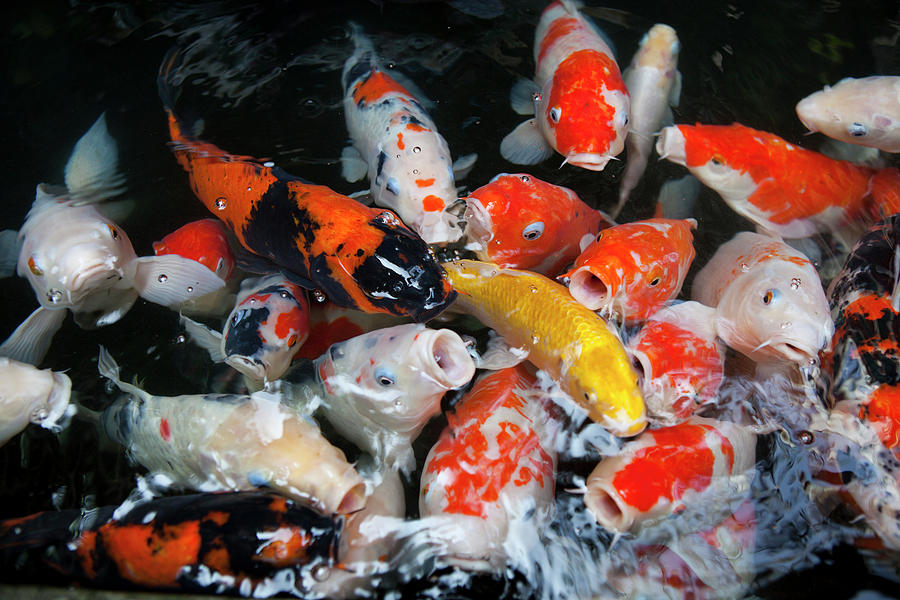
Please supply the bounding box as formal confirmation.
[442,259,646,436]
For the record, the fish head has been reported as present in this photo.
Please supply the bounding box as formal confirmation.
[715,262,835,364]
[374,123,463,244]
[351,211,456,321]
[536,50,630,171]
[152,218,235,281]
[18,198,138,313]
[633,24,680,69]
[318,323,475,434]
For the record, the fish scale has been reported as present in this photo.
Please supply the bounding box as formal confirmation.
[442,259,645,436]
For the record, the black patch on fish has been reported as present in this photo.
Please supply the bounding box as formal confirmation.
[375,150,388,182]
[100,400,134,446]
[400,113,427,129]
[254,284,300,305]
[224,307,269,361]
[307,253,357,309]
[344,57,373,92]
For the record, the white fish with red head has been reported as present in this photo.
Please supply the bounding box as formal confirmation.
[278,323,476,473]
[181,274,310,387]
[341,23,474,244]
[0,357,73,447]
[692,231,834,364]
[0,114,226,366]
[500,0,630,171]
[796,76,900,153]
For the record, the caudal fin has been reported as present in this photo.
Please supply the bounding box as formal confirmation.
[63,113,126,203]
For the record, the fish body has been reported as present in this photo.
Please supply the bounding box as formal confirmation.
[341,24,463,244]
[419,366,557,570]
[796,76,900,153]
[442,259,645,436]
[293,300,408,361]
[0,492,338,594]
[98,347,365,515]
[692,231,834,364]
[159,55,454,322]
[0,357,72,447]
[869,167,900,217]
[628,301,725,424]
[152,218,235,281]
[463,172,613,276]
[182,275,311,385]
[614,23,681,215]
[656,122,878,238]
[584,416,756,534]
[561,218,696,323]
[280,323,475,472]
[500,0,630,171]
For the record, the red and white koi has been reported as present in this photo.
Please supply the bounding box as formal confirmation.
[181,274,311,387]
[584,416,756,534]
[796,76,900,153]
[97,346,365,515]
[500,0,630,171]
[463,172,613,277]
[560,218,696,323]
[341,23,469,244]
[692,231,833,364]
[628,301,725,424]
[0,357,72,447]
[419,366,557,570]
[613,23,681,217]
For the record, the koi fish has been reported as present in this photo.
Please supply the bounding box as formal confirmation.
[158,50,455,322]
[0,357,72,447]
[560,218,697,323]
[0,491,338,595]
[462,173,613,276]
[796,76,900,153]
[692,231,834,364]
[613,23,681,217]
[181,275,311,387]
[500,0,630,171]
[278,323,476,473]
[584,416,756,534]
[0,114,226,366]
[419,366,557,571]
[441,259,645,436]
[869,167,900,217]
[293,300,408,361]
[97,346,365,515]
[656,122,882,239]
[824,215,900,450]
[341,23,472,245]
[627,301,725,424]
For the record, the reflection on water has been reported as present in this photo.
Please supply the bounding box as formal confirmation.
[2,0,900,597]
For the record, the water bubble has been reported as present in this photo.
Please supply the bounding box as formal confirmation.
[311,564,330,582]
[186,286,194,293]
[413,169,419,175]
[175,335,186,344]
[413,146,421,153]
[263,161,275,168]
[740,263,749,271]
[46,289,62,304]
[157,274,168,283]
[394,400,403,408]
[530,285,538,293]
[531,335,540,344]
[386,62,395,69]
[520,175,530,182]
[31,407,49,422]
[246,186,252,192]
[214,197,227,210]
[280,291,290,299]
[780,321,791,329]
[797,430,814,444]
[396,154,401,159]
[791,278,801,289]
[313,289,327,303]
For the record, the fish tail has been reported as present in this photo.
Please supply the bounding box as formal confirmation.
[156,45,184,115]
[342,22,376,92]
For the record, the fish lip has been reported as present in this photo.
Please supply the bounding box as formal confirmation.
[566,266,612,311]
[420,329,475,388]
[225,355,268,381]
[655,126,687,165]
[565,152,612,171]
[766,338,818,363]
[417,215,464,245]
[462,197,493,254]
[69,262,118,295]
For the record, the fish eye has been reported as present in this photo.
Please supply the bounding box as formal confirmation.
[522,221,545,241]
[520,175,530,182]
[710,154,725,166]
[107,224,119,240]
[848,122,868,137]
[27,255,43,277]
[596,232,603,242]
[549,107,561,123]
[288,334,298,348]
[762,289,778,305]
[374,367,395,386]
[649,277,661,287]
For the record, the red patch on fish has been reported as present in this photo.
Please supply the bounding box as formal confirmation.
[396,132,405,150]
[422,195,444,212]
[152,219,235,280]
[159,418,171,442]
[352,70,412,106]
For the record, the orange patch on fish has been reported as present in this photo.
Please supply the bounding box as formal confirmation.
[537,16,580,64]
[100,521,202,587]
[352,70,412,106]
[406,122,428,133]
[274,309,301,340]
[415,178,435,188]
[159,418,171,442]
[422,195,444,212]
[862,384,900,448]
[397,132,405,150]
[294,317,363,361]
[845,294,894,320]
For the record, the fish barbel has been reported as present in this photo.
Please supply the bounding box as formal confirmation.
[441,259,645,436]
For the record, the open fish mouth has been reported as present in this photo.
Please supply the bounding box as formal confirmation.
[655,126,687,165]
[564,152,613,171]
[756,337,818,363]
[419,328,476,389]
[69,263,119,295]
[225,355,268,381]
[566,266,613,311]
[462,197,493,256]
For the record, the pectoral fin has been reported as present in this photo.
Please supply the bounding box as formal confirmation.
[0,307,67,366]
[0,229,20,278]
[341,145,369,183]
[129,255,226,308]
[180,315,227,363]
[452,152,478,180]
[510,79,541,115]
[500,119,554,165]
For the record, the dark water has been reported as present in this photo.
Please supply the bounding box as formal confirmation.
[2,0,900,597]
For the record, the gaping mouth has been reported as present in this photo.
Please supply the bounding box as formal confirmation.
[225,355,268,381]
[462,197,493,256]
[70,263,118,295]
[564,152,612,171]
[567,267,611,311]
[421,329,476,389]
[655,126,687,165]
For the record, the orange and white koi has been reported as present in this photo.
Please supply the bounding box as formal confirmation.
[0,357,72,447]
[441,259,645,436]
[341,23,470,244]
[560,218,696,323]
[159,50,455,322]
[584,416,756,534]
[692,231,833,364]
[419,366,557,570]
[463,172,613,277]
[656,122,887,239]
[613,23,681,216]
[97,347,365,515]
[796,76,900,153]
[628,301,725,424]
[181,275,310,386]
[500,0,630,171]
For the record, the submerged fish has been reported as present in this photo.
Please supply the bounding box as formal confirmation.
[159,51,455,322]
[796,76,900,153]
[500,0,630,171]
[98,347,365,515]
[0,357,72,447]
[0,492,338,595]
[341,23,471,244]
[293,300,409,361]
[560,218,696,323]
[182,275,311,386]
[463,172,613,277]
[692,231,834,364]
[442,259,645,436]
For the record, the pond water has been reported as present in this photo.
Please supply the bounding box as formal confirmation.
[2,0,900,598]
